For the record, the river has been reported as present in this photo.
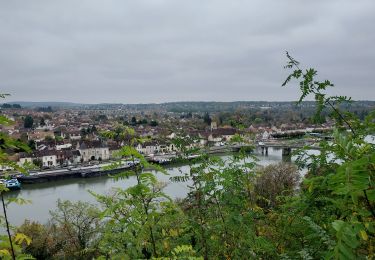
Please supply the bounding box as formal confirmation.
[4,148,290,226]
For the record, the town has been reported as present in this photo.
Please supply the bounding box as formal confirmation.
[1,101,373,173]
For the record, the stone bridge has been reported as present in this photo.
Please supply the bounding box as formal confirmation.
[231,139,320,157]
[257,140,320,156]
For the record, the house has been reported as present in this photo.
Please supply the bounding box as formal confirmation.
[56,150,81,166]
[208,128,237,143]
[210,121,218,130]
[0,154,19,172]
[218,128,237,141]
[56,143,72,150]
[167,132,176,139]
[158,143,174,154]
[135,142,176,155]
[77,141,110,162]
[35,140,56,151]
[68,131,82,141]
[247,125,258,133]
[261,131,270,140]
[136,141,159,155]
[35,119,54,131]
[28,130,55,142]
[19,154,34,166]
[53,126,67,139]
[19,157,33,166]
[41,151,57,167]
[19,150,58,168]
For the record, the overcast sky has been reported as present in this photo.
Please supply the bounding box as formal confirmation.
[1,0,374,103]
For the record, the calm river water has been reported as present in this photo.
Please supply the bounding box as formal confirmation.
[5,148,289,226]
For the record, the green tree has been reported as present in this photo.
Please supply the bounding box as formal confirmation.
[255,162,300,210]
[23,115,34,129]
[39,118,45,127]
[92,128,185,258]
[1,103,12,108]
[91,125,97,133]
[100,125,138,145]
[19,200,102,259]
[80,128,87,138]
[27,140,36,151]
[50,200,102,259]
[150,120,158,127]
[0,94,33,259]
[131,116,137,126]
[17,221,52,259]
[55,135,63,142]
[203,112,211,125]
[169,135,275,259]
[32,159,42,168]
[253,117,263,124]
[44,135,54,142]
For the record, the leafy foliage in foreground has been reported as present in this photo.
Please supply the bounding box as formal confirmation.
[282,52,374,259]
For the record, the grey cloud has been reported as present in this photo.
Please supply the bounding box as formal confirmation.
[0,0,374,103]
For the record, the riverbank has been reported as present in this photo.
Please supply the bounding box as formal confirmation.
[4,149,284,226]
[15,145,253,185]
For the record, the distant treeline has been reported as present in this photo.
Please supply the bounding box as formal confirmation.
[163,101,375,113]
[199,101,375,127]
[4,100,375,113]
[36,106,53,112]
[1,103,21,109]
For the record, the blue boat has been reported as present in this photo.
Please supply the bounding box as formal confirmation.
[5,179,22,190]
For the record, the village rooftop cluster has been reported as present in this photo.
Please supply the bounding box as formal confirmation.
[0,101,359,170]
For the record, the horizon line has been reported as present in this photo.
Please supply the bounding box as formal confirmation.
[2,99,375,106]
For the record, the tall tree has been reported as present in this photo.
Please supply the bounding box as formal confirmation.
[203,112,211,125]
[92,128,183,258]
[39,118,45,127]
[23,115,34,129]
